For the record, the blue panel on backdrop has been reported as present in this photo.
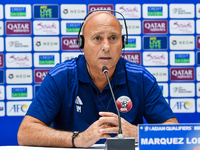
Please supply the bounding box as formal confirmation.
[0,70,4,84]
[197,52,200,65]
[143,36,168,50]
[33,5,59,19]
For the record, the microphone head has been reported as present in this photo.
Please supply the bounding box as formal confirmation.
[102,66,109,74]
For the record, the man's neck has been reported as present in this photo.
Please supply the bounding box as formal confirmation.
[87,65,115,92]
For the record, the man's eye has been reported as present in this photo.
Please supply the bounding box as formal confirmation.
[111,36,116,40]
[95,37,100,40]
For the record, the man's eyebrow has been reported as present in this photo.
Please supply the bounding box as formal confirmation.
[91,32,104,38]
[91,31,120,37]
[109,31,120,35]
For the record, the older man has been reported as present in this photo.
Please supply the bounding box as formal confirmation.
[17,11,178,148]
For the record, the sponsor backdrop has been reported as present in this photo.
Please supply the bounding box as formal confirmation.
[0,0,200,146]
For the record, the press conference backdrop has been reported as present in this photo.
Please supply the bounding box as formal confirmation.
[0,0,200,146]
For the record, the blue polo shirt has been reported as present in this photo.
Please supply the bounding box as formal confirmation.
[27,55,175,143]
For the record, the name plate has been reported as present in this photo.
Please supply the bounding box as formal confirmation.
[138,124,200,150]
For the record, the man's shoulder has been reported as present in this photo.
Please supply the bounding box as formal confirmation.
[122,58,156,83]
[48,55,83,79]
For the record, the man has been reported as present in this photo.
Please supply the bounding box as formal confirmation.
[17,11,178,148]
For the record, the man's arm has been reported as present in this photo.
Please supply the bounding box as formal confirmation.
[162,117,179,124]
[17,115,73,147]
[17,115,111,148]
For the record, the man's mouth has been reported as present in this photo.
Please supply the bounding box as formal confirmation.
[100,57,111,60]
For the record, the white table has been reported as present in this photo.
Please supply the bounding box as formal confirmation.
[0,144,138,150]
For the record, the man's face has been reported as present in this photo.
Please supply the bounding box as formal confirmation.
[83,13,122,73]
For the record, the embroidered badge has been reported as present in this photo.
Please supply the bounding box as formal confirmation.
[116,96,132,113]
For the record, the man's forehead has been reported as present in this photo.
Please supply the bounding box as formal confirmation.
[85,11,115,21]
[83,12,121,34]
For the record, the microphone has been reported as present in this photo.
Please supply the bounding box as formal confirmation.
[102,66,135,150]
[102,66,123,136]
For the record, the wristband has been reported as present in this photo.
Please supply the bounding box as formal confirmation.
[72,131,80,148]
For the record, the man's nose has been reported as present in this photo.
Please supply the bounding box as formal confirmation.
[102,38,110,52]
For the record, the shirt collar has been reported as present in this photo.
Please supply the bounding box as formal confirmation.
[77,55,126,86]
[77,55,91,83]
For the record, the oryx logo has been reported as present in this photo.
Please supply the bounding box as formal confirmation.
[116,96,132,113]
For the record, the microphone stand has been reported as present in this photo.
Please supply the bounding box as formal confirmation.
[102,66,135,150]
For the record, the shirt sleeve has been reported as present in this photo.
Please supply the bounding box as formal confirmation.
[26,73,62,126]
[143,75,176,123]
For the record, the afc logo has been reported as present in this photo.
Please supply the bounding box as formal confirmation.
[173,101,192,110]
[9,104,29,113]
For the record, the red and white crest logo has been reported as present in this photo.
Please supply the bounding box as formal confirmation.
[117,96,132,113]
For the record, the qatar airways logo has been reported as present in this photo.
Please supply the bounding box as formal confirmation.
[197,36,200,49]
[34,69,50,83]
[0,54,4,67]
[170,67,194,81]
[143,20,167,34]
[122,52,141,65]
[88,4,114,13]
[6,21,31,35]
[34,21,59,35]
[170,20,194,34]
[62,37,79,50]
[143,52,168,66]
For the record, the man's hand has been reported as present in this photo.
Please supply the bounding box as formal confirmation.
[98,112,138,142]
[75,118,112,148]
[18,115,112,148]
